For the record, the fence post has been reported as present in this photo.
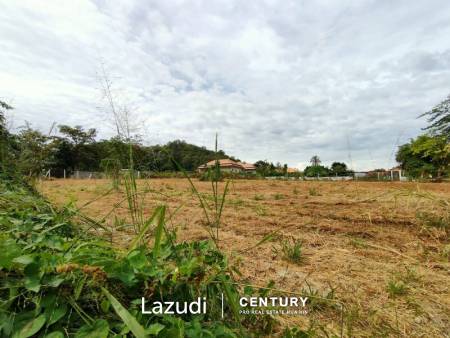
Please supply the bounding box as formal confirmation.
[63,169,66,179]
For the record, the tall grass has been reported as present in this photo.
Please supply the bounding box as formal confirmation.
[173,134,230,247]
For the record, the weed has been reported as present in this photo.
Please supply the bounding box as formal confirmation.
[308,187,320,196]
[273,193,285,200]
[349,237,368,249]
[386,279,408,298]
[175,134,230,246]
[442,244,450,260]
[293,187,299,195]
[229,198,245,207]
[300,282,337,311]
[400,266,420,284]
[276,237,303,264]
[281,326,316,337]
[254,194,264,201]
[255,205,267,216]
[416,211,449,231]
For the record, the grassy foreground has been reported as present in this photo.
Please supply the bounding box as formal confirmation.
[42,178,450,337]
[0,176,294,337]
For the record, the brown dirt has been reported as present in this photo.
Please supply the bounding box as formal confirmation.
[40,178,450,337]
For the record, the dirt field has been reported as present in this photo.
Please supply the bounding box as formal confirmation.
[40,178,450,337]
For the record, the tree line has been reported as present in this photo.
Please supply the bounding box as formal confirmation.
[396,94,450,179]
[1,93,449,180]
[0,105,237,178]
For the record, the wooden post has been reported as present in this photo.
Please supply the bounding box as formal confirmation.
[63,169,66,179]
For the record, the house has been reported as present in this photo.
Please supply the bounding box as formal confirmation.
[237,162,257,173]
[197,159,256,174]
[287,168,299,174]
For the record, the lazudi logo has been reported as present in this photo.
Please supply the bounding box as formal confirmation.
[238,296,309,315]
[141,295,309,316]
[141,297,207,314]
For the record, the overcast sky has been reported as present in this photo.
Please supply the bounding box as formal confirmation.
[1,0,450,170]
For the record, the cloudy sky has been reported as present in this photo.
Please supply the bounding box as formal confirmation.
[1,0,450,170]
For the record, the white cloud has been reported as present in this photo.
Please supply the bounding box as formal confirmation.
[1,0,450,170]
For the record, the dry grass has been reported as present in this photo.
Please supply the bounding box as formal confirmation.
[40,178,450,337]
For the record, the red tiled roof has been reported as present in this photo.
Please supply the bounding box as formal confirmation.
[238,162,256,170]
[198,159,256,170]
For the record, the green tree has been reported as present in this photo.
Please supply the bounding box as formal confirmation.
[410,135,449,178]
[421,94,450,139]
[304,165,329,177]
[59,125,96,145]
[330,162,348,176]
[0,101,16,175]
[57,125,98,171]
[396,135,449,179]
[16,126,55,177]
[396,142,433,178]
[254,160,277,176]
[283,163,288,176]
[310,155,321,166]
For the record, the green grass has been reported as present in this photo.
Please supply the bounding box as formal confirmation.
[308,187,320,196]
[254,194,264,201]
[276,237,303,264]
[386,280,408,298]
[0,175,268,337]
[349,237,368,249]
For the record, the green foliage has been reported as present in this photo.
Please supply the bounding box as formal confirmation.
[386,280,408,298]
[253,194,264,201]
[300,283,336,312]
[303,165,329,178]
[254,160,289,177]
[281,326,316,338]
[396,135,449,178]
[416,211,449,235]
[420,93,450,139]
[308,187,320,196]
[276,237,303,264]
[16,127,55,178]
[3,120,239,177]
[273,193,284,200]
[330,162,350,176]
[0,178,256,337]
[0,101,19,178]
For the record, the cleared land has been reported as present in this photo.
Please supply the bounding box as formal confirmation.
[41,178,450,337]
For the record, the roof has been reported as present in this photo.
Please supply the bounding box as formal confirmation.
[198,159,242,169]
[287,168,299,173]
[237,162,256,170]
[198,159,256,170]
